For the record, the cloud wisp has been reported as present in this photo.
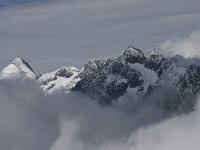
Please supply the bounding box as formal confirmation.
[161,31,200,58]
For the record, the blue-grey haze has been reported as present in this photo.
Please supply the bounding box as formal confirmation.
[0,0,200,72]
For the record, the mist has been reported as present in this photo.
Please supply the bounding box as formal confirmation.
[0,78,199,150]
[161,30,200,58]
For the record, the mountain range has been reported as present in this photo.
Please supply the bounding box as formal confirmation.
[1,46,200,111]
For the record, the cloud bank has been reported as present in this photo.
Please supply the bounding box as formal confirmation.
[0,79,200,150]
[161,31,200,58]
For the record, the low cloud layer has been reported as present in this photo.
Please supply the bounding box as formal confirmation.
[0,79,200,150]
[161,31,200,58]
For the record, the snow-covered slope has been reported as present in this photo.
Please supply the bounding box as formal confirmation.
[0,58,37,80]
[1,46,200,109]
[37,67,80,93]
[73,46,160,105]
[0,58,80,93]
[73,46,200,106]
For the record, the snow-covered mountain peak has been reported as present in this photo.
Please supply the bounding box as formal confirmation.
[86,59,98,70]
[148,46,162,56]
[0,58,37,80]
[12,57,25,63]
[37,66,80,93]
[1,46,200,109]
[122,46,146,64]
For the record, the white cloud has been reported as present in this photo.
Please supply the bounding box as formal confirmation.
[161,31,200,58]
[50,95,200,150]
[0,74,200,150]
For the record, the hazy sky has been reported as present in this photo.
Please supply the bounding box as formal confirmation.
[0,0,200,72]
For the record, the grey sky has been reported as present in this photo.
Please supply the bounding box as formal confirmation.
[0,0,200,72]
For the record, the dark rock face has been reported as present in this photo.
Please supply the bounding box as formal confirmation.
[105,80,129,99]
[145,54,175,78]
[122,46,146,64]
[73,55,147,104]
[73,46,200,108]
[55,68,73,78]
[74,47,152,104]
[2,46,200,111]
[145,55,164,75]
[178,65,200,95]
[21,59,35,73]
[41,76,57,86]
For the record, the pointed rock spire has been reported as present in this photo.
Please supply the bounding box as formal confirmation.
[0,58,37,80]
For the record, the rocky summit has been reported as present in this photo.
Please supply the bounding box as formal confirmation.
[1,46,200,109]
